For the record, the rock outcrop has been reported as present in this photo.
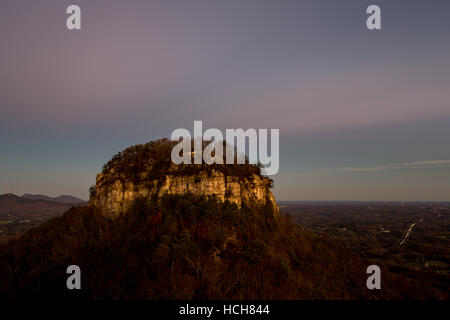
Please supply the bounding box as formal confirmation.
[89,140,278,219]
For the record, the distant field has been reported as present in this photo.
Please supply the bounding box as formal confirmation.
[280,202,450,281]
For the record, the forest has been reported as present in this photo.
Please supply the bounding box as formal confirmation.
[0,194,443,299]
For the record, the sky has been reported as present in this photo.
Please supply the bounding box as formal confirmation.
[1,0,450,201]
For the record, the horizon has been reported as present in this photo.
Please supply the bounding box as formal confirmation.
[1,0,450,201]
[3,192,450,204]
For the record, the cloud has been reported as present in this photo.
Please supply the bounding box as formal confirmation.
[282,160,450,180]
[339,160,450,172]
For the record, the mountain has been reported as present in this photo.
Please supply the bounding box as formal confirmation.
[22,194,87,204]
[0,139,443,299]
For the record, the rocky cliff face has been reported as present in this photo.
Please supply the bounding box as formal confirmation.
[90,169,277,219]
[89,140,278,219]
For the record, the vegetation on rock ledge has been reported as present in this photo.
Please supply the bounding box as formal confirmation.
[98,139,268,187]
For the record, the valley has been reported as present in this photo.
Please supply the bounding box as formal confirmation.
[281,201,450,282]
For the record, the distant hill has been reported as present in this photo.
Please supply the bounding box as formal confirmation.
[22,194,87,204]
[0,193,86,217]
[0,193,87,241]
[1,193,73,215]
